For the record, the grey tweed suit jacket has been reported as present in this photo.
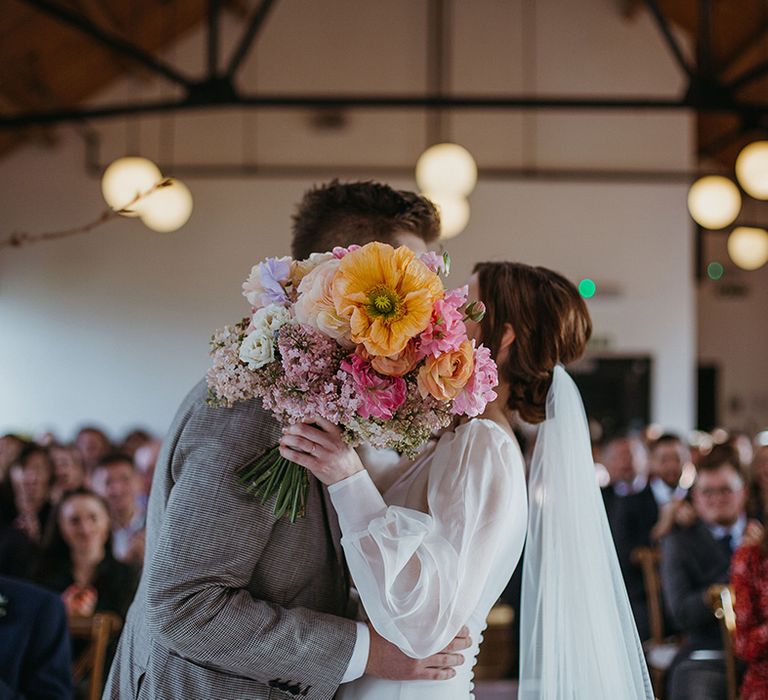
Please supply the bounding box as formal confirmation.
[103,379,357,700]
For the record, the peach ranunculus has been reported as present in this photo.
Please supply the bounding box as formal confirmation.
[294,258,353,347]
[332,242,444,357]
[417,339,475,401]
[357,342,421,378]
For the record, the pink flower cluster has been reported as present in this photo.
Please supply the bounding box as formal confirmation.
[256,323,360,426]
[417,286,468,359]
[206,319,261,407]
[340,354,406,420]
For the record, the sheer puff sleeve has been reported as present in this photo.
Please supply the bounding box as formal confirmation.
[328,420,527,658]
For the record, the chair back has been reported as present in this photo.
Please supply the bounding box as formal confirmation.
[632,546,665,643]
[709,584,737,700]
[69,612,123,700]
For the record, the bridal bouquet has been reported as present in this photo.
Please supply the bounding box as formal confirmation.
[207,242,498,521]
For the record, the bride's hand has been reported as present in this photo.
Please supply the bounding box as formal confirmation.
[279,417,364,486]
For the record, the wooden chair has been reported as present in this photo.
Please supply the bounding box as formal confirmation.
[709,584,738,700]
[69,612,123,700]
[631,546,681,699]
[474,604,515,681]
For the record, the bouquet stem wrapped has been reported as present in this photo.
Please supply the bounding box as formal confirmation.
[240,447,309,523]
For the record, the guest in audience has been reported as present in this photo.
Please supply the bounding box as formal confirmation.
[747,444,768,522]
[731,519,768,700]
[37,488,138,620]
[91,454,146,566]
[646,433,696,541]
[49,443,86,504]
[133,439,161,508]
[119,428,151,459]
[609,433,695,640]
[0,574,73,699]
[74,425,111,474]
[8,444,54,545]
[0,433,26,482]
[661,449,757,700]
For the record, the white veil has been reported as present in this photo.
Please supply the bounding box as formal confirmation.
[519,365,654,699]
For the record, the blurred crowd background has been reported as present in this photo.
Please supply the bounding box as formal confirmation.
[2,418,767,699]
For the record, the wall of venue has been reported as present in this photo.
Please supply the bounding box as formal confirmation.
[0,0,697,438]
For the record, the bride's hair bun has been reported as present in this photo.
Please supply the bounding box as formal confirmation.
[473,262,592,424]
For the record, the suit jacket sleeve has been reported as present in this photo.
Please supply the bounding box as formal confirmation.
[145,397,357,688]
[21,589,73,700]
[660,531,714,633]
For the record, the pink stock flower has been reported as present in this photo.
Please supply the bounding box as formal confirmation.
[418,286,469,358]
[340,353,407,420]
[332,244,361,259]
[451,342,498,417]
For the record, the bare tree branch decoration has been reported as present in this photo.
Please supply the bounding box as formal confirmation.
[0,178,172,251]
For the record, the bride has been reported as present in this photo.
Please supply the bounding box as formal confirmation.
[280,261,654,699]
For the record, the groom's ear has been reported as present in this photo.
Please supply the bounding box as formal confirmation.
[500,323,516,351]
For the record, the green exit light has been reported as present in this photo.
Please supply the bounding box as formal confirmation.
[707,262,724,280]
[579,279,597,299]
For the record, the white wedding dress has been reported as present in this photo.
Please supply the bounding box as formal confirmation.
[329,419,528,700]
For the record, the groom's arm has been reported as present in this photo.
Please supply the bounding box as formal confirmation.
[144,398,357,694]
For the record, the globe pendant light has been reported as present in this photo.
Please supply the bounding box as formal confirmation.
[727,227,768,270]
[735,141,768,200]
[101,156,163,216]
[687,176,742,229]
[416,143,478,197]
[424,191,470,239]
[136,178,194,232]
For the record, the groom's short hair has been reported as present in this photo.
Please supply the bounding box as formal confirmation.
[291,180,441,259]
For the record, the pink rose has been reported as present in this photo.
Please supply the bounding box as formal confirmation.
[451,342,498,417]
[340,353,407,420]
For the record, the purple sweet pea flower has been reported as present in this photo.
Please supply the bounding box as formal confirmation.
[242,256,292,308]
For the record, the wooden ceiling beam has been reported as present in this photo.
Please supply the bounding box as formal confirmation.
[18,0,194,89]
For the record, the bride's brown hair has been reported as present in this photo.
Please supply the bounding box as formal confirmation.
[473,262,592,424]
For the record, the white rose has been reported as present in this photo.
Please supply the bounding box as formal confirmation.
[239,329,275,370]
[251,303,292,333]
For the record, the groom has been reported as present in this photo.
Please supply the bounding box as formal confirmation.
[104,181,468,700]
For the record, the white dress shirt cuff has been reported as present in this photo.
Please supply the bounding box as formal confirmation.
[341,621,371,683]
[328,470,388,534]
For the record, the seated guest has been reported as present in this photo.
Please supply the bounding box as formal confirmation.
[600,431,646,524]
[610,433,695,640]
[91,455,146,566]
[37,488,138,620]
[747,444,768,521]
[119,429,151,459]
[8,444,54,544]
[49,443,86,504]
[645,433,697,541]
[0,508,40,578]
[74,426,111,475]
[0,574,72,699]
[731,520,768,700]
[133,439,161,508]
[661,450,755,700]
[0,433,27,482]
